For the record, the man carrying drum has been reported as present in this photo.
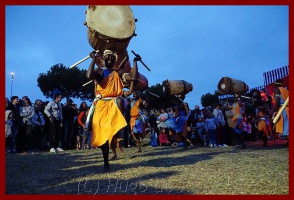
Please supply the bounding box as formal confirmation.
[85,49,147,172]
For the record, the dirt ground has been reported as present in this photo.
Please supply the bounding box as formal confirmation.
[5,138,289,195]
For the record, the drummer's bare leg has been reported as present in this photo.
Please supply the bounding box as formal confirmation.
[101,141,110,172]
[115,97,125,155]
[109,136,117,161]
[134,134,142,153]
[117,140,123,154]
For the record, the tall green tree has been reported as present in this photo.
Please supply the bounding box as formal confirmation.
[145,83,181,110]
[37,63,94,100]
[200,90,220,107]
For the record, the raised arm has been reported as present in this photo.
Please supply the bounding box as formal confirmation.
[86,51,98,80]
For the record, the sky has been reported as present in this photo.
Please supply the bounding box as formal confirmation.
[5,5,289,108]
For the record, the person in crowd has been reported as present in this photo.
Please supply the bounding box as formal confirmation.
[188,105,204,128]
[6,96,20,153]
[256,108,269,147]
[40,101,50,150]
[5,97,10,110]
[241,115,248,141]
[78,101,88,113]
[227,96,245,146]
[62,99,78,150]
[272,79,289,145]
[34,99,43,108]
[5,110,14,152]
[186,126,196,146]
[149,123,158,147]
[165,96,189,150]
[158,128,170,146]
[44,93,64,153]
[192,106,206,146]
[167,107,175,119]
[205,111,217,148]
[77,107,92,150]
[18,96,34,153]
[233,111,247,149]
[265,110,273,140]
[123,97,133,148]
[157,107,168,129]
[213,103,228,147]
[31,104,45,152]
[245,117,252,142]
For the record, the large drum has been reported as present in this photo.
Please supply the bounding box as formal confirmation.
[85,6,136,69]
[122,67,149,92]
[217,77,248,95]
[162,80,193,96]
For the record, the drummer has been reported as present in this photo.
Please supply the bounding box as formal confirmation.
[85,49,148,172]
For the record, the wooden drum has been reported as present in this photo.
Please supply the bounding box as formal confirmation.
[217,77,248,95]
[85,6,136,69]
[162,80,193,96]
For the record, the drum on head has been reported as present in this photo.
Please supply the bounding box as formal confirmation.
[85,5,136,55]
[162,80,193,96]
[217,77,248,95]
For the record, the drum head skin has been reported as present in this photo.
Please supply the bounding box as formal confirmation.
[86,6,136,39]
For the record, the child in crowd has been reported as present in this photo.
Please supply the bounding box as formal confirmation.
[205,111,217,148]
[196,118,208,146]
[186,126,196,146]
[159,128,170,146]
[150,126,158,147]
[245,118,252,142]
[257,108,269,147]
[241,117,247,141]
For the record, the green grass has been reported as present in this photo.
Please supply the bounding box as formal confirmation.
[5,139,289,195]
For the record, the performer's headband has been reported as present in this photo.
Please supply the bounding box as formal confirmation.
[103,50,117,60]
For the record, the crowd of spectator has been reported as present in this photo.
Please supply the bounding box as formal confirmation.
[5,94,279,154]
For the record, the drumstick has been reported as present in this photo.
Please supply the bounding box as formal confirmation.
[131,50,151,71]
[147,91,160,98]
[116,56,128,70]
[82,80,93,87]
[273,96,289,124]
[69,50,99,69]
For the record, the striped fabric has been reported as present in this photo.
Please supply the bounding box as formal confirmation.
[263,65,289,86]
[218,94,234,100]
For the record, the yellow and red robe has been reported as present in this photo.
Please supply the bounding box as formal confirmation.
[91,71,127,147]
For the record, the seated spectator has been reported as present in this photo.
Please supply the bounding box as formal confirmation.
[186,126,196,146]
[158,128,170,146]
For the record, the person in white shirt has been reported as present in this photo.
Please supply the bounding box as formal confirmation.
[44,93,64,153]
[213,103,228,147]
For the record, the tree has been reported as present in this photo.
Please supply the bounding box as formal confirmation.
[144,83,180,111]
[200,90,220,107]
[37,64,200,109]
[37,63,94,101]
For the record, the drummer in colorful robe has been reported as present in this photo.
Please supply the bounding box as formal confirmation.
[86,50,128,172]
[165,96,189,150]
[273,79,289,145]
[129,91,148,153]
